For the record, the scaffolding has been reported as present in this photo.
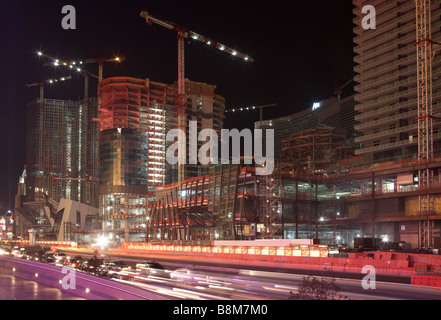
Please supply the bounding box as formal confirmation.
[282,125,354,174]
[258,167,284,238]
[149,175,213,242]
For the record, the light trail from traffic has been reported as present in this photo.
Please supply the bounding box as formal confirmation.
[24,249,441,300]
[96,262,441,300]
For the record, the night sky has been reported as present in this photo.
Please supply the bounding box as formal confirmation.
[0,0,355,210]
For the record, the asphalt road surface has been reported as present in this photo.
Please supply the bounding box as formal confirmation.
[0,274,84,300]
[58,250,441,300]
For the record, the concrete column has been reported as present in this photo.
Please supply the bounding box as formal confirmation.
[28,229,36,246]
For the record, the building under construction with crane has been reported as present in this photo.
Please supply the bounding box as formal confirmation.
[97,77,225,243]
[22,53,123,209]
[17,11,242,245]
[147,126,441,251]
[25,97,99,208]
[17,1,441,253]
[147,101,358,244]
[145,0,441,252]
[90,11,249,244]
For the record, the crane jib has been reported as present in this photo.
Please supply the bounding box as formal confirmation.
[140,10,253,63]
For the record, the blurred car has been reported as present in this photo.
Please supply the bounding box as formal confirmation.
[42,252,55,263]
[11,250,20,257]
[23,252,35,260]
[170,268,196,282]
[103,260,130,271]
[12,247,26,259]
[18,250,29,259]
[79,256,108,277]
[136,261,168,277]
[11,246,20,256]
[53,252,68,261]
[32,248,51,262]
[53,253,69,266]
[67,256,84,268]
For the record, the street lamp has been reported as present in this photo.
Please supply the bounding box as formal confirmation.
[96,235,109,249]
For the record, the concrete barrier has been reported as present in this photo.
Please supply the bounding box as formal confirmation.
[62,246,420,279]
[0,256,169,300]
[411,274,441,288]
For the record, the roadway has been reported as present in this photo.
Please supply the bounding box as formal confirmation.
[0,274,84,300]
[116,263,441,300]
[57,249,441,300]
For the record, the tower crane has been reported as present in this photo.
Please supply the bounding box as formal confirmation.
[37,51,123,103]
[414,0,439,248]
[140,11,253,185]
[38,51,123,82]
[25,75,72,102]
[225,103,277,128]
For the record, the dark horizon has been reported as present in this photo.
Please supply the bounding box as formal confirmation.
[0,0,355,210]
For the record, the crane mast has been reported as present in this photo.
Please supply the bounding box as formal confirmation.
[177,30,187,185]
[415,0,435,249]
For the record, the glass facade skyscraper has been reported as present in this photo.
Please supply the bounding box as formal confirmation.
[99,128,149,242]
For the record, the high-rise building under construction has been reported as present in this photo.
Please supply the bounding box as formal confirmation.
[354,0,441,163]
[97,77,225,243]
[25,98,99,208]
